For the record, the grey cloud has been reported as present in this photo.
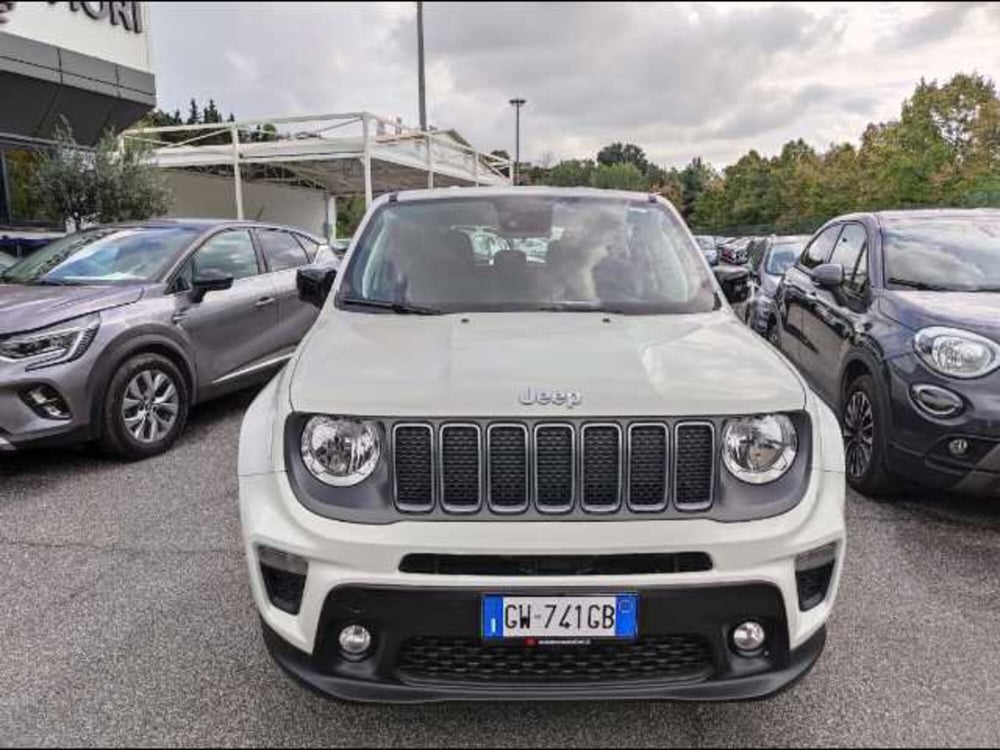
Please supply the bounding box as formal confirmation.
[707,84,837,140]
[147,2,999,170]
[886,2,983,48]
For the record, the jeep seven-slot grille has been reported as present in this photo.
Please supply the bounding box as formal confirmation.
[392,421,716,516]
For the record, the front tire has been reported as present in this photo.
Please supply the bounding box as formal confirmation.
[98,353,189,460]
[842,374,894,498]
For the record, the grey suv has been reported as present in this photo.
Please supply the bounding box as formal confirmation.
[0,219,330,459]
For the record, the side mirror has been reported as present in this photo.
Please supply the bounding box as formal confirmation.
[812,263,845,288]
[714,264,751,305]
[190,269,234,303]
[297,265,337,308]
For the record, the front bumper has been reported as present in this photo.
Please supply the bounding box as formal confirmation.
[260,586,828,703]
[0,336,108,450]
[239,457,845,702]
[885,354,1000,496]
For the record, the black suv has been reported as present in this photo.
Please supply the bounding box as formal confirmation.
[776,209,1000,497]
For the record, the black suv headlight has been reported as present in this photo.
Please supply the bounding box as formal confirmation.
[914,327,1000,380]
[721,414,798,485]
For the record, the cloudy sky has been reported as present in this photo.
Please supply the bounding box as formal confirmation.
[149,1,1000,169]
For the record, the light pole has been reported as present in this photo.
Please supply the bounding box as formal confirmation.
[509,97,525,185]
[417,2,427,131]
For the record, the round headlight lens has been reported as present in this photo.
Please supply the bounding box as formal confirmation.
[300,416,381,486]
[722,414,798,485]
[914,327,1000,379]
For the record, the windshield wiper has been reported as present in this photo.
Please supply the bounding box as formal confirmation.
[887,277,953,291]
[339,296,443,315]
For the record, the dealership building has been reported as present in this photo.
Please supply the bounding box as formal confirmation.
[0,1,507,252]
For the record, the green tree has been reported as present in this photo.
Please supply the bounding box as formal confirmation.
[591,162,647,190]
[29,120,171,231]
[336,195,367,239]
[543,159,595,186]
[597,142,650,173]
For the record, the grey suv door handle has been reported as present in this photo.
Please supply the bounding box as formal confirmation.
[254,297,276,308]
[171,312,188,325]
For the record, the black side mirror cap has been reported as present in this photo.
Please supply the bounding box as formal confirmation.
[190,269,234,303]
[714,264,751,305]
[297,265,338,308]
[812,263,845,288]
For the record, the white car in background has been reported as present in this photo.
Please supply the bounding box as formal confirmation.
[238,187,846,703]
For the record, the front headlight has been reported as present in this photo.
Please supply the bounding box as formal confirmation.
[300,416,381,486]
[914,327,1000,379]
[0,313,100,369]
[722,414,798,484]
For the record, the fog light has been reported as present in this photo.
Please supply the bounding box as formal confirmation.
[948,438,970,457]
[21,385,71,420]
[339,624,373,657]
[732,621,766,655]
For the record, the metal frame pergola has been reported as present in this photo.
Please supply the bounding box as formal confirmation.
[123,112,512,222]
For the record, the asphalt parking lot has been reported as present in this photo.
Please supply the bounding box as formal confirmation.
[2,386,999,748]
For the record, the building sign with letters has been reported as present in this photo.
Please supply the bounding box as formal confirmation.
[0,0,151,72]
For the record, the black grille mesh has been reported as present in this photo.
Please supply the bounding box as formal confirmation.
[393,426,434,509]
[582,426,621,509]
[392,421,717,514]
[675,424,715,507]
[441,426,480,509]
[397,636,713,683]
[628,426,667,508]
[535,426,574,509]
[488,426,528,509]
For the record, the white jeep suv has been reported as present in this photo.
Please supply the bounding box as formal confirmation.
[238,188,845,702]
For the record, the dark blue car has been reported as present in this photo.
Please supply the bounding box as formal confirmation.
[776,209,1000,497]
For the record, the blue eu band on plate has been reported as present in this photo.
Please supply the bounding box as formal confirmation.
[482,594,638,640]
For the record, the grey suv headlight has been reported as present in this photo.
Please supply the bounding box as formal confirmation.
[721,414,798,485]
[914,327,1000,379]
[300,416,381,486]
[0,313,100,370]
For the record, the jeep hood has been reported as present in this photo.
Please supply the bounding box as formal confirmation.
[0,283,144,335]
[289,311,806,417]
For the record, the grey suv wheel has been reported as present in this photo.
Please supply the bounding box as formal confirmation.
[99,353,189,460]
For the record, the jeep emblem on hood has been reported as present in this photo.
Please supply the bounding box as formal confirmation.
[518,388,582,409]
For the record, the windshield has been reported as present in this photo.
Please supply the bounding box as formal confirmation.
[765,243,804,275]
[337,195,718,314]
[0,227,200,286]
[884,217,1000,292]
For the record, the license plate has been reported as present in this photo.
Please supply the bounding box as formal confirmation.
[481,594,638,640]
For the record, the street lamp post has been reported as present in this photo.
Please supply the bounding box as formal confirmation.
[417,2,427,131]
[509,97,525,185]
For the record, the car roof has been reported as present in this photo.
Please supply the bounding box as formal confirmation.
[391,186,662,203]
[874,208,1000,225]
[92,218,323,240]
[825,208,1000,227]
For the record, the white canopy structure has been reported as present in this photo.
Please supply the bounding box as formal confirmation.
[123,112,511,235]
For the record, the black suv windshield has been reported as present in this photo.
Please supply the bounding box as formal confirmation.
[337,195,717,314]
[884,216,1000,292]
[0,226,200,286]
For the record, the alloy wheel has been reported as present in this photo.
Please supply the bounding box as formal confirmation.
[121,369,180,444]
[843,389,875,479]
